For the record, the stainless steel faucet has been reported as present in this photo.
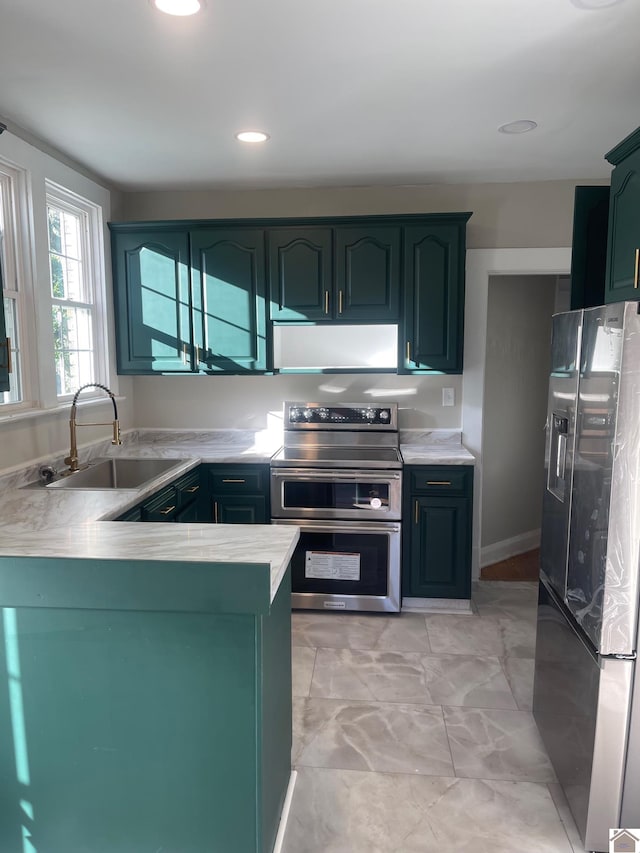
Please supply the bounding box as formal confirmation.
[64,383,122,473]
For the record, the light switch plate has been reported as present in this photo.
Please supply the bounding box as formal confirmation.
[442,387,455,407]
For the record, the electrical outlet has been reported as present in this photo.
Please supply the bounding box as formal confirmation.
[442,387,455,407]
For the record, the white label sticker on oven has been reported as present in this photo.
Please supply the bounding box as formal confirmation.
[305,551,361,581]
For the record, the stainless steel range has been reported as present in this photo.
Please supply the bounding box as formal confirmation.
[271,401,402,612]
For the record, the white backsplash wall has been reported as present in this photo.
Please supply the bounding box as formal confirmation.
[131,373,462,432]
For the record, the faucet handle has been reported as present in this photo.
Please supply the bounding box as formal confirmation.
[112,420,122,446]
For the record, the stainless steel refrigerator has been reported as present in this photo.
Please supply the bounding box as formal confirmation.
[534,301,640,853]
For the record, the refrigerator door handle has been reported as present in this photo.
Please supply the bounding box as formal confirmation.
[556,433,567,480]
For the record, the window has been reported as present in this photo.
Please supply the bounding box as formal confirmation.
[0,168,26,406]
[46,185,107,399]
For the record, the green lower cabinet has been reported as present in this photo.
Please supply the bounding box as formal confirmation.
[402,465,473,599]
[0,561,292,853]
[213,494,267,524]
[204,463,270,524]
[605,129,640,303]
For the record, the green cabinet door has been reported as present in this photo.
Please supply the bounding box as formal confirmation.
[268,228,332,321]
[400,219,468,374]
[334,226,400,321]
[0,259,9,393]
[213,495,267,524]
[111,230,193,374]
[605,132,640,303]
[191,229,268,372]
[406,496,471,599]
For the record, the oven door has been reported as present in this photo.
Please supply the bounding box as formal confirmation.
[270,469,401,521]
[272,519,401,612]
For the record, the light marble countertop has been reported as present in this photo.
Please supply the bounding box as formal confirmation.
[0,429,296,604]
[400,430,475,465]
[0,427,473,604]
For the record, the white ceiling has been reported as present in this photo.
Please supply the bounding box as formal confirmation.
[1,0,639,191]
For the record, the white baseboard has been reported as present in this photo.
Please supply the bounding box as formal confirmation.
[272,769,298,853]
[480,529,540,568]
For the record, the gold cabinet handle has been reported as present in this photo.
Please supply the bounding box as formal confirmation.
[159,505,176,515]
[214,501,219,523]
[185,485,200,493]
[0,337,11,373]
[414,499,419,524]
[324,291,330,315]
[406,341,411,363]
[222,478,245,483]
[427,481,452,486]
[634,248,639,289]
[338,290,344,314]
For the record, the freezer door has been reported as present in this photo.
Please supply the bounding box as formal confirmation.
[567,302,640,655]
[533,578,632,853]
[540,310,582,598]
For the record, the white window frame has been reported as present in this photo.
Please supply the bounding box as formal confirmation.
[0,161,37,412]
[45,181,109,403]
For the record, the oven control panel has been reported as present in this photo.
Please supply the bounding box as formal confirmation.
[285,402,397,430]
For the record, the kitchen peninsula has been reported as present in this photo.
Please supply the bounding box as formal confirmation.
[0,449,298,853]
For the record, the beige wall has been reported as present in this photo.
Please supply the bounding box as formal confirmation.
[481,275,557,550]
[132,373,462,431]
[118,178,608,249]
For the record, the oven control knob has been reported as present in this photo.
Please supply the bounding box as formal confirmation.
[379,410,390,421]
[318,408,329,420]
[303,408,313,420]
[290,407,301,422]
[364,409,376,420]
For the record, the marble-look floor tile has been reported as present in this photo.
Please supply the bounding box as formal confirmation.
[282,767,573,853]
[292,646,317,698]
[292,697,454,776]
[548,783,586,853]
[501,657,535,711]
[425,614,506,656]
[309,648,430,703]
[420,654,518,709]
[425,613,537,659]
[473,580,538,605]
[292,611,431,652]
[444,706,557,783]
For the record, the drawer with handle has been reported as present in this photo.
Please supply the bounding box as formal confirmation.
[408,466,473,496]
[208,466,267,495]
[140,484,179,522]
[173,469,202,508]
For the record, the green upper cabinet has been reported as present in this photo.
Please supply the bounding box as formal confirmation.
[111,229,193,373]
[268,228,332,321]
[0,258,9,393]
[605,127,640,303]
[190,229,267,372]
[334,226,400,321]
[400,216,470,374]
[268,224,400,322]
[569,186,610,310]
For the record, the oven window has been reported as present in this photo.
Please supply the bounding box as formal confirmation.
[290,530,389,597]
[283,481,390,511]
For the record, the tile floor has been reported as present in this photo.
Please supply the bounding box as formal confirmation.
[282,581,585,853]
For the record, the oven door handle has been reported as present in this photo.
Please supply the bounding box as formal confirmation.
[271,470,401,481]
[273,519,401,534]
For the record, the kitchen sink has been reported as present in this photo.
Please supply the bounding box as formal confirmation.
[45,458,189,490]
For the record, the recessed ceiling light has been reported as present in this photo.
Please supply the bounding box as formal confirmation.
[498,120,538,135]
[235,131,270,143]
[152,0,203,16]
